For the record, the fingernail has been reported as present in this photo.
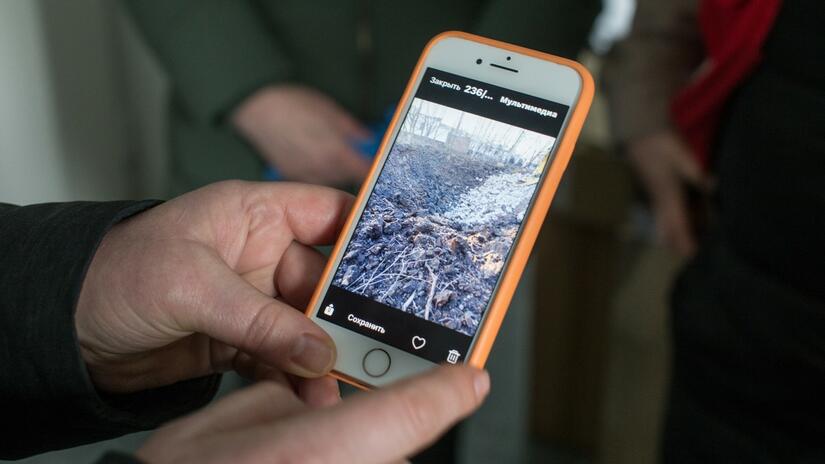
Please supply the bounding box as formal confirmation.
[473,370,490,399]
[291,333,335,375]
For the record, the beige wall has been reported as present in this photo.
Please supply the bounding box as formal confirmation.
[0,0,70,204]
[0,0,167,205]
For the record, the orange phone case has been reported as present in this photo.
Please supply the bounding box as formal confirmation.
[305,31,594,389]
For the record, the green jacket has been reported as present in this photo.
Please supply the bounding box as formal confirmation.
[123,0,599,195]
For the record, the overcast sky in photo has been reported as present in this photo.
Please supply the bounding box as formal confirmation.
[404,99,557,162]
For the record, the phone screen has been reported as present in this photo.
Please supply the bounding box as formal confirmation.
[317,67,570,364]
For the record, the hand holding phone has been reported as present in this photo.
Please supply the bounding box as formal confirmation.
[306,32,594,388]
[137,366,489,463]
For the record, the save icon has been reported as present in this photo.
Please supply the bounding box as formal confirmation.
[323,304,335,316]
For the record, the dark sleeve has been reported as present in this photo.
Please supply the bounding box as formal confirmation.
[0,201,220,459]
[473,0,602,59]
[121,0,293,124]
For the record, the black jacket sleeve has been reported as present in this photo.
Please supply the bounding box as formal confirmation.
[0,201,220,459]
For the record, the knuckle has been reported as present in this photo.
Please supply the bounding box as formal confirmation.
[242,300,287,354]
[391,388,436,439]
[252,380,290,403]
[211,179,247,192]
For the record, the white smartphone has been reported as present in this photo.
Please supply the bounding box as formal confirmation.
[305,32,593,389]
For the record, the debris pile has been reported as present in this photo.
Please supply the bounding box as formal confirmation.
[333,143,534,336]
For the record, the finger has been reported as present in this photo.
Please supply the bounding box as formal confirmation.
[241,266,279,296]
[230,351,289,383]
[279,366,490,464]
[230,351,339,410]
[310,160,352,186]
[251,183,353,246]
[294,375,341,408]
[668,143,708,189]
[292,118,367,186]
[333,144,372,184]
[293,135,353,186]
[274,241,328,309]
[233,184,352,274]
[661,209,697,257]
[259,135,320,183]
[654,190,696,257]
[327,106,371,140]
[191,262,337,378]
[176,381,306,438]
[302,144,359,186]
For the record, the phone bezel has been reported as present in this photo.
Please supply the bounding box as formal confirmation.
[308,33,586,388]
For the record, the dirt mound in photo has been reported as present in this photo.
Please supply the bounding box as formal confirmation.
[334,142,534,336]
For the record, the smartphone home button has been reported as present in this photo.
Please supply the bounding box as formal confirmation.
[362,348,391,378]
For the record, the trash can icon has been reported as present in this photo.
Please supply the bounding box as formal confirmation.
[446,349,461,364]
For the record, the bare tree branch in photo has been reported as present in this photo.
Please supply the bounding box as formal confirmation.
[423,263,438,321]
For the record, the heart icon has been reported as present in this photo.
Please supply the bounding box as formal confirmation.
[411,335,427,350]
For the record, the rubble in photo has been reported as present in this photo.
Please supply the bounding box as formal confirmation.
[333,99,556,336]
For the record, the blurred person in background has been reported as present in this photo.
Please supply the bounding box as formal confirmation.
[605,0,825,461]
[121,0,600,195]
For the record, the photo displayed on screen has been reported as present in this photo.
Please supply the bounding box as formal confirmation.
[331,98,558,336]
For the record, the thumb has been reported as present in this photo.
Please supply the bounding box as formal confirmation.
[185,257,337,378]
[275,366,489,464]
[182,381,306,437]
[136,381,306,462]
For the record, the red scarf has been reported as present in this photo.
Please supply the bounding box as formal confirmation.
[670,0,783,169]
